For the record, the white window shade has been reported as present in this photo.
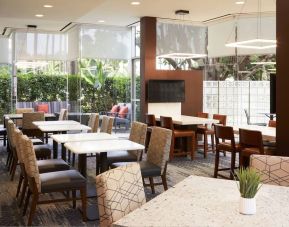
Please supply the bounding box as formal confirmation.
[14,31,67,61]
[0,37,12,63]
[80,25,131,60]
[237,16,276,55]
[156,21,207,57]
[208,20,236,58]
[67,26,80,61]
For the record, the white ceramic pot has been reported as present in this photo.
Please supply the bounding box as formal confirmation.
[239,197,256,215]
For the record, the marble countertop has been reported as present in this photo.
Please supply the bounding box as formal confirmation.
[33,120,80,126]
[38,124,91,132]
[232,125,276,141]
[155,115,219,126]
[51,132,117,143]
[113,176,289,227]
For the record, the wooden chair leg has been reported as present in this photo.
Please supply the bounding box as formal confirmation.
[80,187,87,222]
[23,189,31,216]
[204,134,208,158]
[19,178,28,207]
[214,150,220,178]
[211,134,215,152]
[161,175,168,191]
[191,136,196,160]
[230,152,236,180]
[16,174,24,198]
[27,193,39,226]
[149,177,155,194]
[72,190,76,209]
[169,138,175,161]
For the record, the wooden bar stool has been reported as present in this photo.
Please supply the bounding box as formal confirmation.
[160,116,196,160]
[239,129,275,168]
[214,125,239,180]
[145,114,156,153]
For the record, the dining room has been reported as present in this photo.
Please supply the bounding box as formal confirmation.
[0,0,289,226]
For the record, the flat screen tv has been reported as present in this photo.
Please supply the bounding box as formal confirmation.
[147,80,185,103]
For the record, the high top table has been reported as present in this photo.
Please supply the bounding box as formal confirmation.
[233,125,276,141]
[155,115,219,126]
[33,120,80,126]
[114,176,289,227]
[64,139,145,177]
[51,132,118,160]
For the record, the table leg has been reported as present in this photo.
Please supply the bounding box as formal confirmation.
[53,140,58,159]
[45,133,48,144]
[61,143,66,161]
[99,152,108,173]
[78,154,87,178]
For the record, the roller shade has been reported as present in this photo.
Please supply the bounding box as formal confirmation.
[0,37,12,63]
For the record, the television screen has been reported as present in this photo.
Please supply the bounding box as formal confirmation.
[147,80,185,102]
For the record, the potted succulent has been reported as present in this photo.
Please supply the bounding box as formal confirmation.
[236,167,262,215]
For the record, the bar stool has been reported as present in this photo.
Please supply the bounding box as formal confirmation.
[268,120,276,128]
[239,129,275,168]
[145,114,156,152]
[160,116,196,160]
[214,125,239,179]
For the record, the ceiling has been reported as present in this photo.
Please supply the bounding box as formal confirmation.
[0,0,276,34]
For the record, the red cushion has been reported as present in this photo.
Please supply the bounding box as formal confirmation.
[36,104,49,113]
[110,105,119,113]
[118,106,128,118]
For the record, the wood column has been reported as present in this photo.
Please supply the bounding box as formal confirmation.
[140,17,203,122]
[276,0,289,156]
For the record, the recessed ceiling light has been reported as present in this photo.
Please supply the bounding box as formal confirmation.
[35,14,44,18]
[131,1,141,5]
[98,20,105,23]
[43,4,53,8]
[235,1,245,4]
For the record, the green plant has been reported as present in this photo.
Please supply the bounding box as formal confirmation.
[236,167,262,199]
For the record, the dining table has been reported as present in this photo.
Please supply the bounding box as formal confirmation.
[51,132,118,160]
[155,115,219,126]
[64,139,145,177]
[113,175,289,227]
[3,113,56,126]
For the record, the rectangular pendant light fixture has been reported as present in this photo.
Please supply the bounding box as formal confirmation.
[157,53,207,59]
[225,39,276,49]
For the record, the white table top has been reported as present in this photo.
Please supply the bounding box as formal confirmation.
[4,113,55,119]
[64,139,145,154]
[33,120,80,126]
[114,176,289,227]
[155,115,219,125]
[38,124,91,132]
[233,125,276,141]
[51,132,117,143]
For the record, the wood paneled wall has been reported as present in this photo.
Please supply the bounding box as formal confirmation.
[140,17,203,121]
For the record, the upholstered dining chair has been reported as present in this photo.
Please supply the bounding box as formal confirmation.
[112,127,172,194]
[87,113,99,133]
[239,129,275,167]
[107,121,147,166]
[214,125,239,179]
[21,135,87,226]
[160,116,196,160]
[96,163,146,227]
[13,128,70,208]
[58,108,68,120]
[196,114,227,158]
[250,155,289,187]
[100,115,114,134]
[15,107,34,128]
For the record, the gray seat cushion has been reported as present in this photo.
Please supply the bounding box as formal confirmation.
[34,144,52,159]
[37,159,70,173]
[111,161,161,178]
[40,170,86,193]
[107,151,137,165]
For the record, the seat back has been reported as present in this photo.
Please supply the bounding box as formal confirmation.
[145,114,156,126]
[88,113,99,133]
[22,112,45,130]
[160,116,174,130]
[214,125,235,143]
[213,114,227,126]
[16,108,34,127]
[147,127,172,175]
[7,120,16,151]
[268,120,276,128]
[14,128,24,164]
[59,108,68,120]
[96,163,146,227]
[100,116,114,134]
[21,135,41,192]
[250,155,289,187]
[197,112,209,118]
[239,129,264,154]
[128,121,147,160]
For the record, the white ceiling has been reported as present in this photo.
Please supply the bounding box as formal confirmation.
[0,0,276,34]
